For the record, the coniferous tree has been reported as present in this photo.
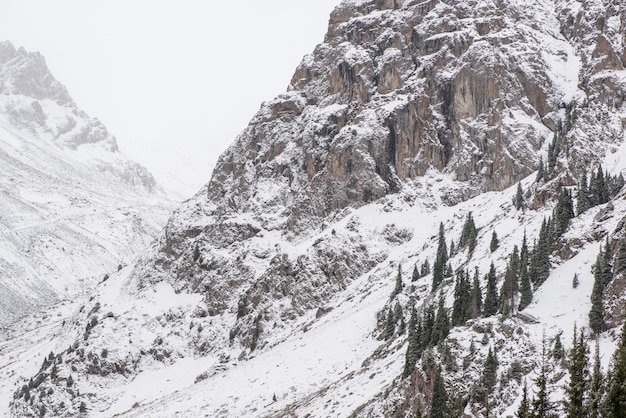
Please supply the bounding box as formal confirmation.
[421,260,431,277]
[482,347,499,390]
[449,239,456,256]
[422,305,435,347]
[483,263,499,317]
[603,317,626,417]
[593,165,610,205]
[519,260,533,311]
[529,218,552,286]
[384,307,395,340]
[553,332,565,361]
[452,270,471,326]
[517,382,531,418]
[430,367,449,418]
[587,339,604,418]
[403,304,421,377]
[547,135,560,174]
[394,302,405,332]
[399,315,406,335]
[554,188,575,238]
[432,297,450,345]
[610,173,624,197]
[564,327,589,418]
[536,156,545,182]
[515,182,525,210]
[532,337,558,418]
[520,232,529,272]
[500,247,520,316]
[432,223,448,291]
[589,170,598,206]
[490,230,499,252]
[412,264,421,282]
[460,212,478,253]
[392,264,404,299]
[572,273,579,289]
[470,267,482,318]
[577,170,591,215]
[589,254,605,334]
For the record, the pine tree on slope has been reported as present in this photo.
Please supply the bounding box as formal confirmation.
[452,270,471,326]
[483,263,499,317]
[470,267,482,318]
[603,317,626,417]
[432,223,448,291]
[564,327,589,418]
[490,230,499,252]
[430,367,448,418]
[482,347,499,390]
[517,382,531,418]
[403,304,421,378]
[432,297,450,345]
[587,339,604,418]
[577,170,591,215]
[391,264,403,299]
[532,337,558,418]
[412,264,421,282]
[460,212,478,253]
[384,307,395,340]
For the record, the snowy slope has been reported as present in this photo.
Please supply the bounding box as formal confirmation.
[0,41,175,325]
[7,0,626,416]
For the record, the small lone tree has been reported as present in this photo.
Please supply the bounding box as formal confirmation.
[432,223,448,291]
[572,273,579,289]
[391,264,403,299]
[490,230,499,252]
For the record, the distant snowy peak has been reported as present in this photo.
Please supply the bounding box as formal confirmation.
[0,41,72,105]
[0,41,173,326]
[0,40,161,192]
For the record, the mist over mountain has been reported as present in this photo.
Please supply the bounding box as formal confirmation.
[4,0,626,416]
[0,40,174,327]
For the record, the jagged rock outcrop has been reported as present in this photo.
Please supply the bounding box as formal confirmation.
[155,0,626,321]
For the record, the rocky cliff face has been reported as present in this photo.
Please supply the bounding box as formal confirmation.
[8,0,626,416]
[155,0,625,328]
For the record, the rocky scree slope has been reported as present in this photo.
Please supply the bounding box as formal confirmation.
[9,0,626,416]
[0,41,174,325]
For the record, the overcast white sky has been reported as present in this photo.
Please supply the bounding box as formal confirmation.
[0,1,339,198]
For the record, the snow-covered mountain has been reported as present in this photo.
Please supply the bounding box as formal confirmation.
[0,40,175,325]
[7,0,626,416]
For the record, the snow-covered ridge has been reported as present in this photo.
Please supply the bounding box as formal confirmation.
[0,41,175,325]
[7,0,626,416]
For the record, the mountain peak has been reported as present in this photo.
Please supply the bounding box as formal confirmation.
[0,40,72,104]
